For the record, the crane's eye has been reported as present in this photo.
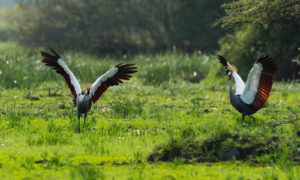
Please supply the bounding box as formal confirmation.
[226,70,232,76]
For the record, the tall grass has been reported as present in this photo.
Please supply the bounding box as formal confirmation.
[0,42,217,89]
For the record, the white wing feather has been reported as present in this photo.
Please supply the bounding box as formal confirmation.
[57,58,81,96]
[232,72,245,95]
[89,67,118,99]
[241,63,263,104]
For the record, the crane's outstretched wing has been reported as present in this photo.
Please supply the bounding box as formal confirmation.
[41,48,81,98]
[218,55,245,95]
[89,64,137,104]
[241,55,278,108]
[218,55,231,67]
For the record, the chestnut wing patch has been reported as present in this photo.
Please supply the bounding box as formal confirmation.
[252,56,278,109]
[90,64,137,104]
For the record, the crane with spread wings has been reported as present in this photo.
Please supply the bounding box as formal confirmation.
[218,55,278,123]
[41,48,137,132]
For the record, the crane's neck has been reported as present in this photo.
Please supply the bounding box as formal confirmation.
[77,94,90,104]
[229,78,237,103]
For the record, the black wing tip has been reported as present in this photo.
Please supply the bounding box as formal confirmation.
[257,55,272,63]
[217,55,228,67]
[117,63,136,67]
[115,63,123,67]
[41,47,61,59]
[110,63,137,83]
[48,47,60,58]
[40,51,49,57]
[257,55,278,73]
[117,63,137,72]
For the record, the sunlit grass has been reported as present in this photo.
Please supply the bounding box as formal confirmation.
[0,42,299,179]
[0,80,298,179]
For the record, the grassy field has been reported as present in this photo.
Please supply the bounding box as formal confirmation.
[0,42,299,179]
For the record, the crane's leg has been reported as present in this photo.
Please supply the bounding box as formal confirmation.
[83,113,87,129]
[249,115,255,124]
[241,114,246,124]
[77,112,81,133]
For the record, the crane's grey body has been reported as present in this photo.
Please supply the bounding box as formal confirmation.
[76,93,90,114]
[76,93,90,132]
[229,79,258,123]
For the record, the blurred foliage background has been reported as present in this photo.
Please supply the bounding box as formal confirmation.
[0,0,299,80]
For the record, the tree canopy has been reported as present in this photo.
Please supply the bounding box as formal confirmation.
[217,0,300,80]
[9,0,228,54]
[217,0,300,27]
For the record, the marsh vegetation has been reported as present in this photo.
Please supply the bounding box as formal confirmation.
[0,42,299,179]
[0,0,299,179]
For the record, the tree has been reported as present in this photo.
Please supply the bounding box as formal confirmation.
[217,0,300,27]
[218,0,300,80]
[168,0,231,53]
[8,0,229,54]
[9,0,168,54]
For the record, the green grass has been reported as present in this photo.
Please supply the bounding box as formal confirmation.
[0,42,215,89]
[0,42,299,179]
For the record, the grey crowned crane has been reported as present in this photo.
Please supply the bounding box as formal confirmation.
[218,55,278,123]
[41,48,137,133]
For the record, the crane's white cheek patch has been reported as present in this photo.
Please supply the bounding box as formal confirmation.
[241,63,263,104]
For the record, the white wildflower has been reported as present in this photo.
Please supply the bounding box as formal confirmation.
[193,72,197,77]
[133,129,140,135]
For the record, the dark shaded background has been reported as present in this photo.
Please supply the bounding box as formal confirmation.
[1,0,299,79]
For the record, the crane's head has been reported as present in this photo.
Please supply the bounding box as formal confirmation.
[83,83,92,96]
[225,70,232,80]
[225,65,237,80]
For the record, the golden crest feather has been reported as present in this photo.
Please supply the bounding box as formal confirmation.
[227,65,237,72]
[84,83,92,90]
